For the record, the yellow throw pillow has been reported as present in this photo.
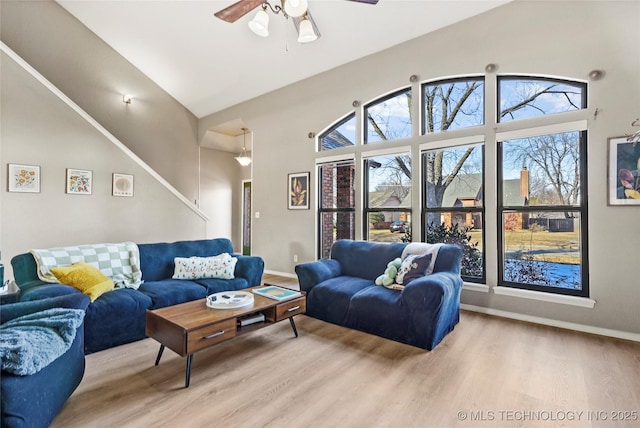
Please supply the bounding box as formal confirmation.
[51,262,115,302]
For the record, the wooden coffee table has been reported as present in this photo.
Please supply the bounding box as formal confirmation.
[145,286,306,387]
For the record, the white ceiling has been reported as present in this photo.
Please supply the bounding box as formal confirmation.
[57,1,510,150]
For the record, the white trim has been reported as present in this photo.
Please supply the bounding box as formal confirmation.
[315,154,356,165]
[1,41,209,221]
[420,135,485,151]
[460,304,640,343]
[361,145,412,158]
[462,282,490,293]
[495,119,588,141]
[493,286,596,308]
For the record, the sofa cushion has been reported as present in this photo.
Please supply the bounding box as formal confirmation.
[51,262,115,302]
[138,239,234,282]
[396,253,433,285]
[138,280,207,309]
[346,286,409,341]
[331,240,405,281]
[172,254,237,280]
[306,276,374,325]
[83,288,152,354]
[193,277,250,295]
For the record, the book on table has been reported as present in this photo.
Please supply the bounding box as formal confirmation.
[252,285,301,301]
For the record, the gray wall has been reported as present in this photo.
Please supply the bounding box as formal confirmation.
[1,51,207,277]
[1,0,242,277]
[1,0,199,203]
[200,1,640,335]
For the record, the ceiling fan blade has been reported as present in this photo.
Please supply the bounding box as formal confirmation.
[214,0,265,23]
[345,0,379,4]
[293,10,321,40]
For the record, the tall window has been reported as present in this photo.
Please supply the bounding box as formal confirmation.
[318,113,357,151]
[364,153,411,242]
[498,130,588,296]
[318,160,355,259]
[364,88,412,144]
[422,143,485,281]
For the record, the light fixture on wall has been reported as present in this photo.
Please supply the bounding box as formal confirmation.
[122,94,133,104]
[235,128,252,166]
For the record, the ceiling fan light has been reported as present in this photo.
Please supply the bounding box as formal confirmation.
[284,0,308,18]
[248,10,269,37]
[297,17,317,43]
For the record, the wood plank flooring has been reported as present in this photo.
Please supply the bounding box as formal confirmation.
[51,276,640,428]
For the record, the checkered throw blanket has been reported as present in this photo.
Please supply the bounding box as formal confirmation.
[30,242,142,289]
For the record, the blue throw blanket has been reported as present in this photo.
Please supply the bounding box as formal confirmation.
[0,308,85,375]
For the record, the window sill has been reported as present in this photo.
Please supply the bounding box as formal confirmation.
[462,282,490,293]
[493,286,596,308]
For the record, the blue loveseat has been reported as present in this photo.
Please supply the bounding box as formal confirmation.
[295,240,463,350]
[11,238,264,354]
[1,294,90,428]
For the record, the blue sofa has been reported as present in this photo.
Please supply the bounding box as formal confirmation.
[11,238,264,354]
[295,240,463,350]
[1,294,90,428]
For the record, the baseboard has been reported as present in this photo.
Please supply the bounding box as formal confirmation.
[460,303,640,343]
[263,269,297,279]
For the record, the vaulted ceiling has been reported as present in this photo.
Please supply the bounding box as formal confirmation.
[58,1,512,120]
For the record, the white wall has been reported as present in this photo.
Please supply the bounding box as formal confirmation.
[200,1,640,336]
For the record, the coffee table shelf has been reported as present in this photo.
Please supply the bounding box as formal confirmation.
[145,286,306,387]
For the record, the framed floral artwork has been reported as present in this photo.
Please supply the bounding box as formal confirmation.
[608,136,640,205]
[66,168,92,195]
[7,164,40,193]
[288,172,309,210]
[112,173,134,197]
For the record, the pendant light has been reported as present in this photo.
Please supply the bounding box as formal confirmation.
[235,128,252,166]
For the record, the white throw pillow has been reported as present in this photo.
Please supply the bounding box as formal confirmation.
[172,253,237,280]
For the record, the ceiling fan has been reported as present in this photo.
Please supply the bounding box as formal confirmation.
[214,0,379,43]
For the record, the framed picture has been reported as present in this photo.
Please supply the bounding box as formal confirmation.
[7,164,40,193]
[288,172,309,210]
[66,168,92,195]
[112,173,134,197]
[608,136,640,205]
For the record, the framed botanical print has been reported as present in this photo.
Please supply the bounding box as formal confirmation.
[288,172,309,210]
[7,164,40,193]
[66,168,92,195]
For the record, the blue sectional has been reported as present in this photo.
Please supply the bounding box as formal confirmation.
[11,238,264,354]
[1,294,90,428]
[295,240,463,350]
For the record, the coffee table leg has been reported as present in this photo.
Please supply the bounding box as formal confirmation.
[289,317,298,338]
[155,344,165,366]
[185,354,193,388]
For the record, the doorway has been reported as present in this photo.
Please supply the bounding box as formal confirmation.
[242,180,251,255]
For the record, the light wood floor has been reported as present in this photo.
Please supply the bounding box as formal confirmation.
[51,275,640,428]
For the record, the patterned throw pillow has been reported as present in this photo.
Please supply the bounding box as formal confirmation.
[172,253,238,280]
[396,253,433,285]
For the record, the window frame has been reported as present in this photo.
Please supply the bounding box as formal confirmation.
[421,76,485,135]
[363,87,413,145]
[317,158,356,258]
[496,128,589,297]
[420,141,486,283]
[317,112,357,152]
[497,76,587,123]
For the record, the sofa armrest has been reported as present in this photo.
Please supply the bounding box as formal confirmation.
[401,272,463,309]
[295,259,342,293]
[1,293,90,324]
[18,284,81,303]
[233,255,265,287]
